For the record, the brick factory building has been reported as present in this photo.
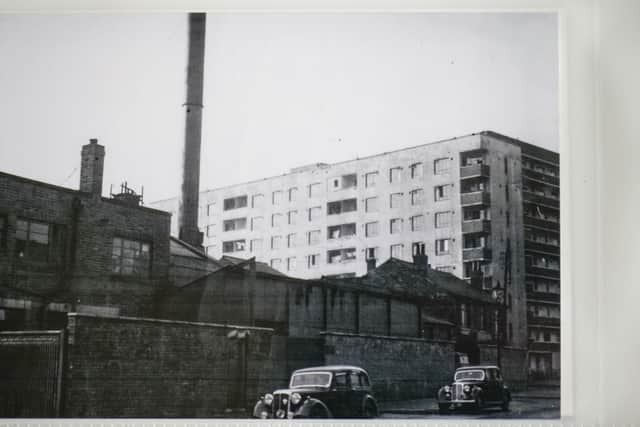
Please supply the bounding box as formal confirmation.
[152,130,560,380]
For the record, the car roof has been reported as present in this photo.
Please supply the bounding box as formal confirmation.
[293,365,368,374]
[456,365,500,370]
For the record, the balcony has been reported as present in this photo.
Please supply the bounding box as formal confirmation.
[460,164,490,179]
[526,265,560,279]
[523,171,560,187]
[462,247,492,261]
[528,341,561,352]
[525,240,560,255]
[460,191,491,206]
[522,190,560,209]
[527,313,560,327]
[462,219,491,234]
[524,215,560,231]
[526,289,561,303]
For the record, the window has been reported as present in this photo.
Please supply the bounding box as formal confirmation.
[434,184,452,201]
[365,197,378,213]
[410,163,423,179]
[271,236,283,250]
[223,195,247,211]
[435,211,452,228]
[207,202,216,216]
[288,187,298,202]
[327,198,357,215]
[412,242,425,256]
[435,238,450,255]
[390,218,402,234]
[410,189,424,206]
[464,234,486,249]
[307,254,320,268]
[327,223,356,239]
[15,219,51,262]
[205,245,215,256]
[271,213,284,228]
[460,303,468,327]
[463,207,489,221]
[250,239,263,252]
[389,167,402,183]
[308,183,321,198]
[223,217,247,232]
[287,257,297,272]
[287,233,297,248]
[365,171,378,187]
[111,237,151,276]
[390,193,403,209]
[270,258,282,270]
[330,174,357,191]
[306,206,321,223]
[365,221,379,237]
[206,224,216,237]
[288,210,298,225]
[307,230,321,245]
[327,248,356,264]
[434,158,451,174]
[410,215,424,231]
[272,190,283,205]
[464,260,487,277]
[222,239,246,253]
[390,244,403,258]
[251,216,264,231]
[366,247,378,259]
[251,194,264,208]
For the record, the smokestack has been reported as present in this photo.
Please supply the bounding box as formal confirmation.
[178,13,206,248]
[79,138,105,196]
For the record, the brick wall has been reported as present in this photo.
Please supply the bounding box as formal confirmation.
[63,313,275,417]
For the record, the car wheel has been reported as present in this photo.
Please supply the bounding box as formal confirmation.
[309,404,328,418]
[475,395,485,411]
[438,403,450,415]
[501,396,510,411]
[363,401,378,418]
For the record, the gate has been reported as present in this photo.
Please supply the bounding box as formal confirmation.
[0,330,65,417]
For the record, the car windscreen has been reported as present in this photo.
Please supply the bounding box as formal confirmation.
[454,369,485,381]
[290,372,332,388]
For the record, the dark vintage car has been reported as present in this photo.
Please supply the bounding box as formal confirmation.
[253,365,379,419]
[437,365,511,414]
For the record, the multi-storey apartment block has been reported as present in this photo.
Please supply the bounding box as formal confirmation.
[151,130,560,379]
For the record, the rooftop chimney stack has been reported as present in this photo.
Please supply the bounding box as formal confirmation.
[80,138,105,196]
[177,13,206,248]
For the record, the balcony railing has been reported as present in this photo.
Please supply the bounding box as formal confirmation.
[460,191,491,206]
[525,240,560,255]
[523,171,560,187]
[462,219,491,234]
[522,190,560,209]
[462,247,492,261]
[528,341,561,352]
[526,265,560,278]
[460,164,490,179]
[527,313,560,326]
[524,215,560,231]
[526,289,561,303]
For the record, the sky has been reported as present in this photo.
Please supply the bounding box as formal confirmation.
[0,13,558,203]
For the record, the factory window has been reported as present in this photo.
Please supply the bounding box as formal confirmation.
[435,238,450,255]
[223,217,247,232]
[250,239,263,252]
[365,197,378,213]
[222,239,246,253]
[271,213,284,228]
[308,206,322,222]
[15,219,51,263]
[272,190,283,205]
[410,188,424,206]
[390,218,402,234]
[434,158,451,174]
[435,211,452,228]
[307,254,320,268]
[327,248,356,264]
[288,210,298,225]
[412,242,426,256]
[410,163,423,179]
[223,195,247,211]
[270,258,282,271]
[287,233,297,248]
[390,244,403,258]
[365,171,378,188]
[288,187,298,202]
[307,230,321,245]
[434,184,452,201]
[327,198,357,215]
[389,167,403,183]
[251,194,264,208]
[330,174,357,191]
[206,224,216,237]
[410,215,424,232]
[287,257,297,272]
[251,216,264,231]
[327,223,356,240]
[271,236,283,250]
[207,202,216,216]
[390,193,403,209]
[365,221,379,238]
[111,237,151,276]
[308,183,322,198]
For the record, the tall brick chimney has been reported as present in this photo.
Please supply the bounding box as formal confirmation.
[177,13,206,249]
[80,138,105,196]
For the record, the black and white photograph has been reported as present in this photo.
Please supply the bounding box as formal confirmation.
[0,10,562,420]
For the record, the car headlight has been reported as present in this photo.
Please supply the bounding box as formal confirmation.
[264,393,274,405]
[291,393,302,405]
[444,385,451,393]
[463,385,471,393]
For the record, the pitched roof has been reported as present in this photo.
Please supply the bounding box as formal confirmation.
[219,255,287,277]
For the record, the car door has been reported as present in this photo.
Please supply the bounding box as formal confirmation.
[484,369,498,401]
[328,372,350,417]
[348,371,367,415]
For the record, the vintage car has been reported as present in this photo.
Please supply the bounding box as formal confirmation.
[437,365,511,414]
[253,365,379,419]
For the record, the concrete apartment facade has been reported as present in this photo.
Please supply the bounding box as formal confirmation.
[151,130,560,378]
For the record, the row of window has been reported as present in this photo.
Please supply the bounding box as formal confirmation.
[528,303,560,319]
[529,328,560,344]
